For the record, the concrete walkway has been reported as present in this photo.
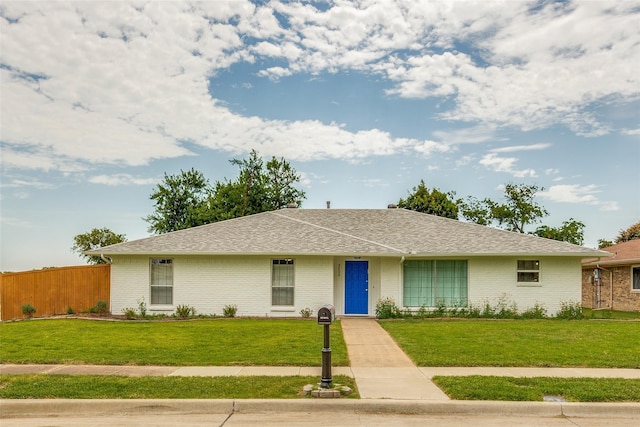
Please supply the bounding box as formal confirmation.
[340,317,450,400]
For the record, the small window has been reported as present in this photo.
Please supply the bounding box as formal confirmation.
[272,259,294,306]
[150,259,173,305]
[633,266,640,291]
[517,260,539,283]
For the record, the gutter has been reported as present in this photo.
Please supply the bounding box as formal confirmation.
[100,254,113,264]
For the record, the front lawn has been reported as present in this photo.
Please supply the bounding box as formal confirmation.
[0,374,358,399]
[0,318,349,366]
[379,319,640,368]
[433,376,640,402]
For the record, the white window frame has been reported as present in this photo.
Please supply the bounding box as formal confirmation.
[271,259,294,307]
[632,265,640,292]
[517,260,540,285]
[150,258,173,306]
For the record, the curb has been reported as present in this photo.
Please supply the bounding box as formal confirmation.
[2,399,639,419]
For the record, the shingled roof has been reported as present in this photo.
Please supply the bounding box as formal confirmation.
[89,208,608,258]
[582,239,640,266]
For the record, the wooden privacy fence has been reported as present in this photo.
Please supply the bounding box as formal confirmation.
[0,264,110,320]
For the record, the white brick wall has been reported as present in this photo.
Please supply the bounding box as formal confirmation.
[468,256,582,315]
[110,254,582,317]
[111,255,334,317]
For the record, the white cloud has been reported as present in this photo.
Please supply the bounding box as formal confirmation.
[1,0,638,178]
[622,128,640,136]
[490,143,551,153]
[89,174,159,186]
[537,184,620,211]
[479,153,536,178]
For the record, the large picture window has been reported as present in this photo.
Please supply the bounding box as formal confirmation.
[272,259,294,306]
[150,258,173,305]
[403,260,467,307]
[517,260,540,283]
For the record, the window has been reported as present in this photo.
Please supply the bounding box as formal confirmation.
[403,260,467,307]
[150,259,173,305]
[272,259,294,306]
[517,260,539,283]
[633,266,640,291]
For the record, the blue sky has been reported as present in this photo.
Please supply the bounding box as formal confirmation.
[1,0,639,272]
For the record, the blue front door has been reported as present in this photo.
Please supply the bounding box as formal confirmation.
[345,261,369,315]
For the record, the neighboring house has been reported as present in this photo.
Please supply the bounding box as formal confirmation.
[88,207,608,317]
[582,240,640,312]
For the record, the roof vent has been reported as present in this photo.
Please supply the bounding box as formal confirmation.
[286,203,298,209]
[387,204,397,209]
[326,201,331,209]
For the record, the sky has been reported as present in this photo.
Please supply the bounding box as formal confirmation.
[1,0,639,272]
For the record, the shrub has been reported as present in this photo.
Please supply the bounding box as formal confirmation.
[175,304,196,319]
[299,307,313,318]
[375,297,402,319]
[66,306,74,315]
[494,294,519,319]
[137,297,147,317]
[223,304,238,318]
[90,300,109,315]
[21,303,36,318]
[521,302,547,319]
[556,301,583,320]
[415,305,429,319]
[434,299,448,317]
[122,307,137,319]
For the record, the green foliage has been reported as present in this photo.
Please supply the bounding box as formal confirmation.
[144,151,306,233]
[520,303,547,319]
[137,297,147,317]
[222,304,238,318]
[398,180,458,219]
[66,306,74,315]
[598,238,614,249]
[615,220,640,243]
[0,319,350,366]
[432,376,640,402]
[209,149,306,221]
[122,307,137,319]
[71,227,126,264]
[21,304,36,318]
[375,297,402,319]
[175,304,196,319]
[89,300,109,315]
[299,307,313,318]
[555,301,584,320]
[458,183,548,233]
[0,374,358,399]
[144,168,213,234]
[533,218,585,245]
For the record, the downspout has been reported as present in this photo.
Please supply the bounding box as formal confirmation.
[100,254,113,264]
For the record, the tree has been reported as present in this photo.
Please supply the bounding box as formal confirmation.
[598,239,614,249]
[533,218,585,245]
[144,168,213,234]
[209,149,305,220]
[458,183,548,233]
[398,180,458,219]
[615,220,640,243]
[72,228,126,264]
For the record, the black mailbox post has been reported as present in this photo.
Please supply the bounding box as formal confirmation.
[317,304,335,388]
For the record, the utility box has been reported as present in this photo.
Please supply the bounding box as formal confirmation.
[317,304,335,325]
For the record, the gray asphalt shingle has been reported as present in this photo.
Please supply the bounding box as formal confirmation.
[88,208,607,258]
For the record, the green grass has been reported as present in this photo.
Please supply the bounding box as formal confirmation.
[379,319,640,368]
[432,376,640,402]
[0,374,358,399]
[583,309,640,320]
[0,318,349,366]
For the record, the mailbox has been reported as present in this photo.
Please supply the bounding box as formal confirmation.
[317,304,335,325]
